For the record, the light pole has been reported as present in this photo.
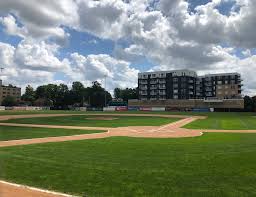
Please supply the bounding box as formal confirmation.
[0,68,4,85]
[104,74,107,107]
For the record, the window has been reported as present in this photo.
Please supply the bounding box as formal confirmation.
[173,78,178,82]
[173,84,178,88]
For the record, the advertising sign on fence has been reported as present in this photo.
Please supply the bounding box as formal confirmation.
[103,107,116,111]
[139,107,152,111]
[115,106,128,111]
[128,106,140,111]
[152,107,166,111]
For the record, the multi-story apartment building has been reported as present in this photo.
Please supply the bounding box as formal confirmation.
[138,70,242,100]
[196,73,242,99]
[0,80,21,105]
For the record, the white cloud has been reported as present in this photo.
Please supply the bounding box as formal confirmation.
[0,0,78,44]
[69,53,139,92]
[0,0,255,95]
[15,39,71,72]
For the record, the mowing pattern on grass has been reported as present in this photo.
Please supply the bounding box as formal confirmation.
[0,126,104,141]
[184,113,256,130]
[2,115,179,127]
[1,133,256,196]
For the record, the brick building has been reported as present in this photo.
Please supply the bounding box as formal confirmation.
[0,80,21,105]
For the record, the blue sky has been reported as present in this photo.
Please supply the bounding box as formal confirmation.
[0,0,255,95]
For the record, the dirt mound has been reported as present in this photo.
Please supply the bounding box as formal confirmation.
[85,117,119,121]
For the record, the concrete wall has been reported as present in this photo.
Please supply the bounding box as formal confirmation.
[128,99,244,109]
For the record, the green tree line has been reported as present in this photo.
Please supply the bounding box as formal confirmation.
[21,81,112,109]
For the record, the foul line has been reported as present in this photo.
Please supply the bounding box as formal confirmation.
[0,180,77,197]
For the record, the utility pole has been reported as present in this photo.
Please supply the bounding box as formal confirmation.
[104,74,107,107]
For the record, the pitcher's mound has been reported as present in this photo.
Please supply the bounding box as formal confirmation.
[85,117,119,121]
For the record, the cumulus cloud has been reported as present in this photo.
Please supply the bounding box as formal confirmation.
[0,0,78,44]
[69,53,139,92]
[15,39,71,72]
[0,0,255,95]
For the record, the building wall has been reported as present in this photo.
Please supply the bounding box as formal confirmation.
[0,85,21,105]
[128,99,244,109]
[138,69,197,100]
[138,70,242,100]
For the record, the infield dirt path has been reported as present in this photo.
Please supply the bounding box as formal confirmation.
[0,180,72,197]
[0,114,205,147]
[1,113,256,148]
[1,113,256,197]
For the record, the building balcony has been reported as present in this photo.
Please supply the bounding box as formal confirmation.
[150,80,158,84]
[150,86,157,90]
[140,87,147,90]
[205,83,212,87]
[158,85,166,89]
[140,92,148,95]
[139,81,148,85]
[159,92,166,96]
[158,80,166,84]
[150,97,157,100]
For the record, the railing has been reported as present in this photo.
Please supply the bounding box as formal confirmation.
[158,80,166,84]
[150,80,158,84]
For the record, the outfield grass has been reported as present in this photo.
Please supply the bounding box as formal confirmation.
[0,126,105,141]
[2,115,180,127]
[184,112,256,130]
[1,133,256,196]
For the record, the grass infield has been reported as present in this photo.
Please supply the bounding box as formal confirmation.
[2,115,180,127]
[0,126,105,141]
[1,133,256,196]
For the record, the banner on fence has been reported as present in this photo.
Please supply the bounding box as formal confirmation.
[103,107,116,111]
[128,106,139,111]
[115,106,128,111]
[152,107,165,111]
[139,107,152,111]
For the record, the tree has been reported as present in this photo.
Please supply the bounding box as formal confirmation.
[69,81,85,106]
[87,81,112,107]
[2,96,17,106]
[21,85,35,105]
[253,96,256,112]
[35,84,70,108]
[30,81,112,108]
[114,88,121,99]
[114,87,138,102]
[244,96,255,112]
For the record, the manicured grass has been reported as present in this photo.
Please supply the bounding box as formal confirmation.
[1,133,256,196]
[0,126,105,141]
[3,115,180,127]
[184,113,256,130]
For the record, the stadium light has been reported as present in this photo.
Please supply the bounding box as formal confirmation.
[104,74,107,107]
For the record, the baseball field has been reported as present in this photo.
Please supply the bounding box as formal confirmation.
[0,111,256,196]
